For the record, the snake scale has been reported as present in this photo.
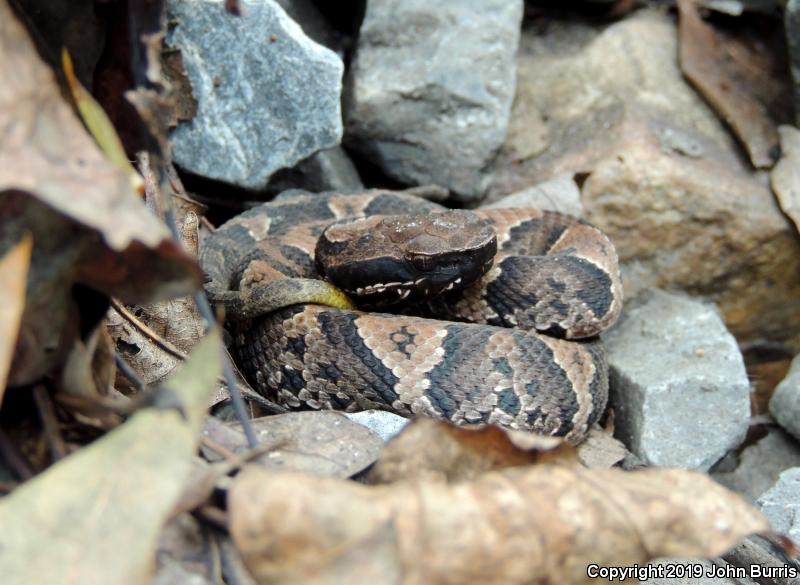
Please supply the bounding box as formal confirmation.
[200,189,623,442]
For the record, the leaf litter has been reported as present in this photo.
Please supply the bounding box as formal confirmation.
[0,1,795,584]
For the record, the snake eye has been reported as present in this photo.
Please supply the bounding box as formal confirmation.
[408,254,435,272]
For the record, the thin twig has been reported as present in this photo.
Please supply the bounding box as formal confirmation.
[201,436,239,461]
[32,385,68,462]
[114,352,146,393]
[194,505,229,533]
[217,531,259,585]
[201,523,224,585]
[110,299,189,360]
[721,536,800,585]
[157,156,259,449]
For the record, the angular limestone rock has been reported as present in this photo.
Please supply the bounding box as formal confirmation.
[167,0,344,190]
[344,0,523,204]
[604,289,750,470]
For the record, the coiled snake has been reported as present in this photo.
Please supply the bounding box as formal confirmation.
[200,190,623,442]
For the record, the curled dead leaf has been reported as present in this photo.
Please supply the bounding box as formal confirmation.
[230,465,771,585]
[367,418,577,484]
[203,411,384,478]
[678,0,790,168]
[0,1,200,385]
[0,330,222,585]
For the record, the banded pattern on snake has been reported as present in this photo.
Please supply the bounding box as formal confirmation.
[200,189,623,442]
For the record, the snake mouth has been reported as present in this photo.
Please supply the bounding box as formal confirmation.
[343,274,471,306]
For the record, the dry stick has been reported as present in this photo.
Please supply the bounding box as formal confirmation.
[721,536,800,585]
[110,299,189,361]
[217,531,259,585]
[200,524,224,585]
[32,385,67,462]
[201,436,239,461]
[142,153,258,448]
[194,505,229,533]
[114,353,145,393]
[111,299,281,414]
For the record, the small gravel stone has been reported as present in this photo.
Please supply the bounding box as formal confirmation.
[603,289,751,470]
[344,0,523,204]
[167,0,344,190]
[770,353,800,441]
[267,146,363,194]
[756,467,800,547]
[344,410,409,443]
[713,428,800,503]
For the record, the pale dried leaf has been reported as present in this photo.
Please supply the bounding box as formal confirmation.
[0,331,222,585]
[0,0,174,253]
[107,305,182,388]
[60,321,115,398]
[230,465,770,585]
[771,125,800,234]
[203,411,383,478]
[576,425,629,469]
[0,1,200,384]
[0,235,32,404]
[108,186,205,389]
[367,418,576,484]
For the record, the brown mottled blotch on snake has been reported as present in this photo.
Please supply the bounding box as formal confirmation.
[200,189,623,443]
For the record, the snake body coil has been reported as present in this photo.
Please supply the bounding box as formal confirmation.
[200,190,623,442]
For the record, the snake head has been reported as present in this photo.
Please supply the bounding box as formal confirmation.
[315,210,497,307]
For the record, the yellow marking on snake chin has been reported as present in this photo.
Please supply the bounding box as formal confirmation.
[307,284,356,310]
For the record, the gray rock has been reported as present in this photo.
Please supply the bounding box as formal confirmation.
[770,354,800,441]
[756,467,800,547]
[493,9,800,352]
[266,146,363,194]
[604,289,751,470]
[167,0,344,190]
[483,174,584,217]
[713,428,800,503]
[274,0,344,54]
[344,410,409,443]
[344,0,523,204]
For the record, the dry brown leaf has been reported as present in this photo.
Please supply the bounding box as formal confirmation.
[203,411,384,478]
[576,425,629,469]
[367,418,576,484]
[107,158,207,390]
[678,0,790,168]
[230,465,770,585]
[59,321,116,398]
[0,330,221,585]
[771,125,800,234]
[0,0,200,385]
[0,235,32,405]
